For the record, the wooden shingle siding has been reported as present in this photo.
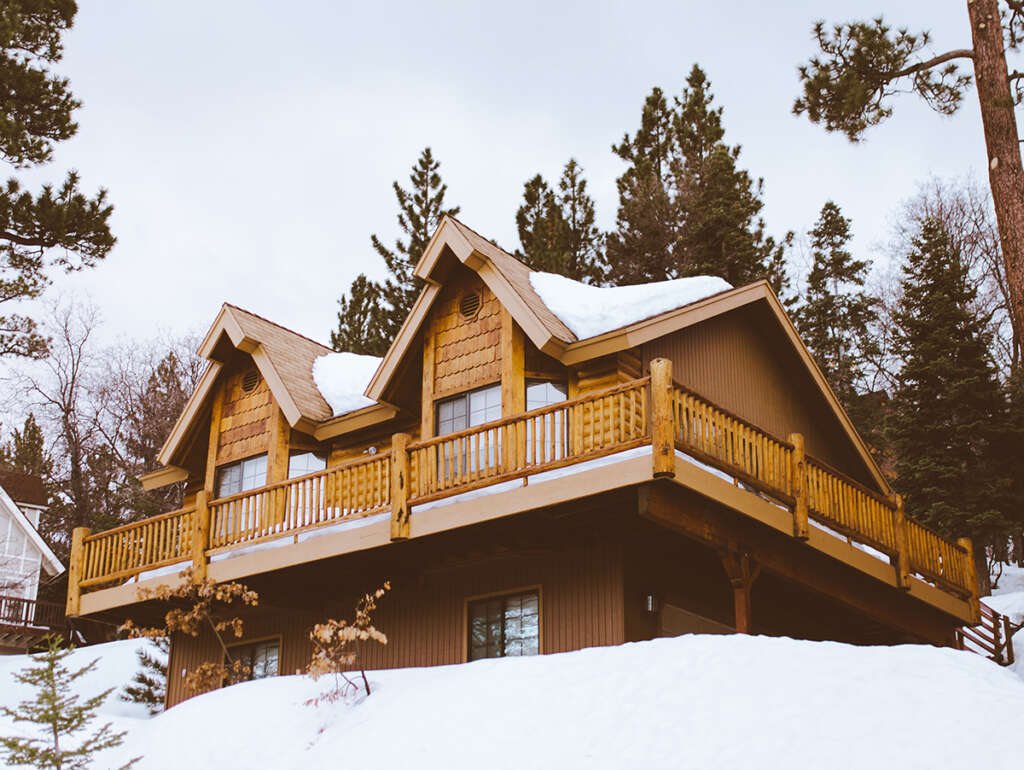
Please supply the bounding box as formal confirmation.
[216,363,273,465]
[164,537,624,708]
[432,270,503,398]
[643,306,873,487]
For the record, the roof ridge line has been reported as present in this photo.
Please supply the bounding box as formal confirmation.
[223,302,333,352]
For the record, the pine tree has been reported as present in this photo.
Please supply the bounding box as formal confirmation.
[793,202,879,410]
[120,637,168,716]
[0,0,115,359]
[515,159,605,282]
[606,66,791,290]
[0,414,53,482]
[888,218,1011,589]
[332,148,459,354]
[0,636,138,769]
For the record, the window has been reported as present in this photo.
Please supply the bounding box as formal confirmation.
[216,454,268,498]
[229,639,279,681]
[288,451,327,479]
[436,384,502,436]
[526,380,568,462]
[468,589,540,661]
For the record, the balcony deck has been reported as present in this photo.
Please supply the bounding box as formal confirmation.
[67,369,979,624]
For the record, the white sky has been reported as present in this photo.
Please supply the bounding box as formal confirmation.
[29,0,996,346]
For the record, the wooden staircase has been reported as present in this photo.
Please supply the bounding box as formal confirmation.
[955,601,1021,666]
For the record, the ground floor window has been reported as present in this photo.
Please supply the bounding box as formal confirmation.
[229,639,280,681]
[467,588,540,661]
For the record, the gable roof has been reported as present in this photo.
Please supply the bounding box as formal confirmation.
[0,471,46,508]
[157,304,340,466]
[0,485,62,577]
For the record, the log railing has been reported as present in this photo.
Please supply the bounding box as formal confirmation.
[67,358,978,620]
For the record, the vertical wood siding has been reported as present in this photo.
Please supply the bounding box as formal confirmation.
[165,538,624,708]
[643,307,872,486]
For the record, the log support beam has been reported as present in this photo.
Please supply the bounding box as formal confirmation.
[720,551,760,634]
[787,433,808,540]
[650,358,675,478]
[391,432,411,541]
[890,494,910,590]
[65,527,90,617]
[192,489,211,583]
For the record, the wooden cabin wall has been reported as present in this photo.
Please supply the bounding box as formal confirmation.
[642,307,872,487]
[165,531,625,708]
[327,415,420,465]
[216,359,274,466]
[570,350,641,398]
[431,269,503,400]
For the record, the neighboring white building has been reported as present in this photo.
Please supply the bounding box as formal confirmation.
[0,471,64,653]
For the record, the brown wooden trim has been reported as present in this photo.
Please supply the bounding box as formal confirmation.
[462,584,543,663]
[138,465,189,491]
[501,308,526,418]
[313,403,399,441]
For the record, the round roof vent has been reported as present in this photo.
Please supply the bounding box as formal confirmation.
[459,291,481,319]
[241,368,260,393]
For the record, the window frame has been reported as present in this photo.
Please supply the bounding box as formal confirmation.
[225,634,282,683]
[215,453,269,499]
[463,585,543,663]
[287,449,328,480]
[434,382,503,437]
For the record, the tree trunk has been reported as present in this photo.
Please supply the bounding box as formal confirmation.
[968,0,1024,359]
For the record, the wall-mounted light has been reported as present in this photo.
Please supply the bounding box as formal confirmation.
[644,594,660,614]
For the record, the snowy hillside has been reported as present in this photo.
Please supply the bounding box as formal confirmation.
[3,634,1024,770]
[988,563,1024,678]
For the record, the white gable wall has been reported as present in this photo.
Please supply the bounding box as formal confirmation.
[0,503,43,601]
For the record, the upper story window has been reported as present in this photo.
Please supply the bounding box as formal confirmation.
[436,384,502,436]
[217,454,267,498]
[526,380,567,411]
[288,451,327,479]
[229,639,279,681]
[468,589,540,661]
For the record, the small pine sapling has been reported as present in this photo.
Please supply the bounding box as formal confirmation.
[0,635,139,770]
[306,582,390,703]
[121,568,259,697]
[119,637,168,715]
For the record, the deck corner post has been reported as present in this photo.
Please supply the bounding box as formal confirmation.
[390,432,411,541]
[650,358,675,478]
[192,490,211,584]
[787,432,809,540]
[890,494,910,590]
[65,526,91,617]
[958,536,982,625]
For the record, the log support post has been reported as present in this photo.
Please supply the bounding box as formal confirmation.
[65,527,90,617]
[1004,615,1016,666]
[391,432,411,541]
[721,551,760,634]
[788,433,808,540]
[890,494,910,590]
[192,489,211,584]
[650,358,675,478]
[959,536,982,625]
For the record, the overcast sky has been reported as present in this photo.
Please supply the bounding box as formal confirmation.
[30,1,997,346]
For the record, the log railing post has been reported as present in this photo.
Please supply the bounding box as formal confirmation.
[391,432,411,541]
[959,536,982,625]
[721,551,760,634]
[192,490,211,584]
[788,433,808,540]
[890,494,910,590]
[1004,615,1016,666]
[650,358,675,478]
[65,526,90,617]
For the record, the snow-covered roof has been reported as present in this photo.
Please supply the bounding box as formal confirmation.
[312,352,383,417]
[528,272,733,341]
[0,484,62,577]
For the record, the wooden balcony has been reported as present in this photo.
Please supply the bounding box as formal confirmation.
[0,594,66,649]
[66,362,979,624]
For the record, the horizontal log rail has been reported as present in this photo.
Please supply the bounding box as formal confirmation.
[406,377,650,505]
[955,601,1020,666]
[0,594,65,630]
[68,360,978,619]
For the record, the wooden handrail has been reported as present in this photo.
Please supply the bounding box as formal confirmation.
[82,504,196,543]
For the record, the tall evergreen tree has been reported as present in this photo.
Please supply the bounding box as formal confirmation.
[515,159,605,282]
[332,148,459,355]
[0,0,115,359]
[793,202,879,411]
[0,413,53,482]
[888,218,1011,590]
[606,66,791,291]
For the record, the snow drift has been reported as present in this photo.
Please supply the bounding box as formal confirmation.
[3,633,1023,769]
[311,352,381,416]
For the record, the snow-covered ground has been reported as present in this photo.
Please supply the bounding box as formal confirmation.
[986,562,1024,678]
[2,633,1023,769]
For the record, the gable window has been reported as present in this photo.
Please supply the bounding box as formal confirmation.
[228,639,279,681]
[288,451,327,479]
[526,380,568,462]
[216,454,268,498]
[436,384,502,436]
[468,589,540,661]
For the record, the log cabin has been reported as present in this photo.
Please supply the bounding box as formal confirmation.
[65,216,981,707]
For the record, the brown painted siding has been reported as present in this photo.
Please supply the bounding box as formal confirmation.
[165,537,624,708]
[431,269,502,398]
[643,305,872,486]
[216,362,273,465]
